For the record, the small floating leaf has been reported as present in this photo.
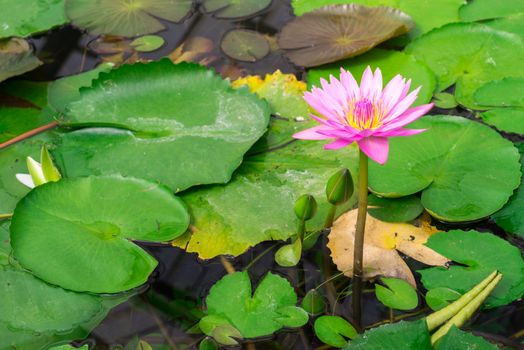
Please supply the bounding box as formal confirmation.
[202,0,272,19]
[419,230,524,308]
[0,37,42,83]
[279,4,413,67]
[0,0,67,39]
[302,289,325,315]
[11,176,190,293]
[425,288,461,312]
[367,194,423,223]
[369,116,521,222]
[65,0,193,37]
[433,92,457,109]
[204,271,302,338]
[212,325,242,346]
[274,306,309,328]
[130,35,165,52]
[314,316,357,348]
[220,29,269,62]
[375,277,419,310]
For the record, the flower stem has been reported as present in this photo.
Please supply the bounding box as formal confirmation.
[0,121,59,150]
[352,149,368,330]
[323,204,337,228]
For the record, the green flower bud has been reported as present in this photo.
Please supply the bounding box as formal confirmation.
[302,289,326,315]
[294,194,318,221]
[326,168,354,206]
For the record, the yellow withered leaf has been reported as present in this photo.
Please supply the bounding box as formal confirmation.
[328,209,448,286]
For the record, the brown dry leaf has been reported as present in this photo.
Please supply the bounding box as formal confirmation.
[328,209,448,286]
[169,36,217,66]
[278,4,413,67]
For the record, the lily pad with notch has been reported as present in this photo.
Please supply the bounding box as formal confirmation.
[65,0,194,37]
[314,316,357,348]
[202,0,272,20]
[53,60,270,192]
[278,4,413,67]
[367,194,423,223]
[204,271,307,339]
[368,115,521,222]
[375,277,418,310]
[419,230,524,308]
[220,29,269,62]
[10,175,190,293]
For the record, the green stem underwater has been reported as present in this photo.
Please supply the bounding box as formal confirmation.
[352,150,369,330]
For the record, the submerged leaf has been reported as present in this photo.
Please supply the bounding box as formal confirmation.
[369,116,521,222]
[278,4,413,67]
[328,209,447,286]
[419,230,524,308]
[220,29,269,62]
[65,0,193,37]
[0,37,42,83]
[11,176,190,293]
[204,271,302,338]
[202,0,272,19]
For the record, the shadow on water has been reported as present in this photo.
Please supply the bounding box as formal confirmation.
[7,0,524,348]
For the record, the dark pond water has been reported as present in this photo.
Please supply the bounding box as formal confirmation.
[9,0,524,349]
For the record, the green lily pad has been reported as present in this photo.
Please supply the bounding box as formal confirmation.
[0,37,42,83]
[65,0,193,37]
[54,61,270,192]
[220,29,269,62]
[291,0,465,39]
[435,326,499,350]
[425,287,461,311]
[367,194,423,222]
[11,175,190,293]
[459,0,524,22]
[279,4,413,67]
[0,107,54,143]
[49,345,89,350]
[0,133,56,213]
[344,320,432,349]
[47,63,113,115]
[419,230,524,308]
[0,220,11,265]
[492,143,524,237]
[0,265,129,350]
[274,306,309,328]
[314,316,357,348]
[0,80,49,107]
[479,109,524,135]
[130,35,165,52]
[406,23,524,109]
[202,0,272,19]
[0,0,67,39]
[204,271,303,338]
[175,140,358,259]
[307,49,436,106]
[486,14,524,38]
[375,277,418,310]
[433,92,458,109]
[368,115,521,222]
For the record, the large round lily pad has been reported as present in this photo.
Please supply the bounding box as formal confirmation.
[175,139,358,259]
[368,115,521,222]
[486,13,524,39]
[0,0,66,39]
[204,271,304,338]
[306,49,436,106]
[459,0,524,22]
[493,143,524,237]
[291,0,465,39]
[54,61,270,192]
[65,0,193,37]
[0,38,42,83]
[11,176,190,293]
[406,23,524,108]
[278,4,413,67]
[419,230,524,308]
[202,0,272,19]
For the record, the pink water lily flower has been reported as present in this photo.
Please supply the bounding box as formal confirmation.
[293,67,433,164]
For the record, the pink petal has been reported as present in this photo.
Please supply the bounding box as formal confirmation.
[368,67,383,101]
[380,103,433,132]
[317,128,360,140]
[357,137,389,165]
[293,125,336,140]
[381,75,405,111]
[304,91,341,121]
[373,128,427,137]
[359,66,374,100]
[324,138,354,150]
[383,86,422,122]
[340,68,359,100]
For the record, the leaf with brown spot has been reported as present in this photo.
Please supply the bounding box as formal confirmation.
[328,209,447,286]
[278,4,413,67]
